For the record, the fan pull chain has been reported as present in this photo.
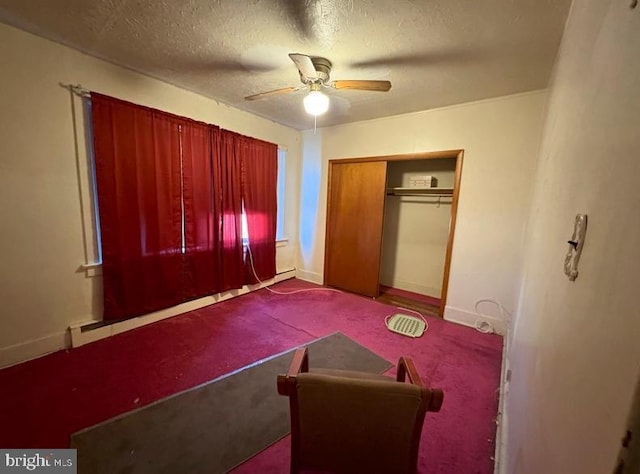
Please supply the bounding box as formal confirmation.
[314,115,317,135]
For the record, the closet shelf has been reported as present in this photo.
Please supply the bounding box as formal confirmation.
[386,187,454,196]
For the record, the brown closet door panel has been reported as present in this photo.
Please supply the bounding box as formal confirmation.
[325,161,387,297]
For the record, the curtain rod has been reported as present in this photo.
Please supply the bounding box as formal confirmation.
[60,84,289,152]
[60,83,91,97]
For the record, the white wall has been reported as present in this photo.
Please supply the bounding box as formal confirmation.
[297,91,547,333]
[297,129,324,283]
[0,23,301,366]
[505,1,640,473]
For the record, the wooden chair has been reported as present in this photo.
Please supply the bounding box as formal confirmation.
[277,348,444,474]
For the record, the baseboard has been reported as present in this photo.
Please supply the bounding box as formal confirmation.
[69,269,297,348]
[274,268,296,281]
[0,331,69,369]
[443,305,508,335]
[295,269,323,285]
[276,265,295,275]
[0,270,297,368]
[494,328,511,474]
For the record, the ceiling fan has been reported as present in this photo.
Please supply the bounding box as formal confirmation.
[244,53,392,116]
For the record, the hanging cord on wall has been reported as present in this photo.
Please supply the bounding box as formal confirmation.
[473,299,512,334]
[384,306,429,335]
[245,243,342,295]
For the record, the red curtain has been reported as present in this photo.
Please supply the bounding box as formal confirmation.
[92,93,278,320]
[91,94,183,320]
[241,137,278,282]
[181,121,220,299]
[215,130,245,291]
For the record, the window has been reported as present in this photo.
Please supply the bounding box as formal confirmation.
[86,92,280,319]
[89,118,286,261]
[241,147,286,243]
[276,148,286,241]
[85,99,103,264]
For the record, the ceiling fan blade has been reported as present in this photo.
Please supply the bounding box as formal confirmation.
[331,80,392,92]
[244,86,303,101]
[288,53,318,80]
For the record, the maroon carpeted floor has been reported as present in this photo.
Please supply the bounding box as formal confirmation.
[0,279,503,473]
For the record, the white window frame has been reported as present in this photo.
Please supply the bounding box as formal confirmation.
[276,148,287,242]
[82,96,287,271]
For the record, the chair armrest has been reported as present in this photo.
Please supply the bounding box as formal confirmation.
[277,348,309,396]
[397,356,444,412]
[288,348,309,376]
[427,389,444,412]
[397,356,424,387]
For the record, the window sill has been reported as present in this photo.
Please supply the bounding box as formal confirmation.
[79,262,102,278]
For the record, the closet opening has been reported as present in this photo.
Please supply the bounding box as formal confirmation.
[378,157,457,317]
[324,150,463,317]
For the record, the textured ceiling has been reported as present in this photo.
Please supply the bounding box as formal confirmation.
[0,0,572,130]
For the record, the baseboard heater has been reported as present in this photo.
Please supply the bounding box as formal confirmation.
[69,269,296,347]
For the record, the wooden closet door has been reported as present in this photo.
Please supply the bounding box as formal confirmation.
[324,161,387,297]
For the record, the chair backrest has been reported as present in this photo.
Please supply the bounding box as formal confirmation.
[278,349,443,474]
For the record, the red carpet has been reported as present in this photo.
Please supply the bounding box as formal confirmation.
[0,279,502,473]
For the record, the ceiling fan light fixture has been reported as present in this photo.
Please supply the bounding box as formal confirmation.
[303,90,329,116]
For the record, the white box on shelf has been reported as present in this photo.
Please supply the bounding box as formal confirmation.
[408,175,437,188]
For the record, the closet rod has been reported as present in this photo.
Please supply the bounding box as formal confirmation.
[386,195,452,207]
[386,192,453,198]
